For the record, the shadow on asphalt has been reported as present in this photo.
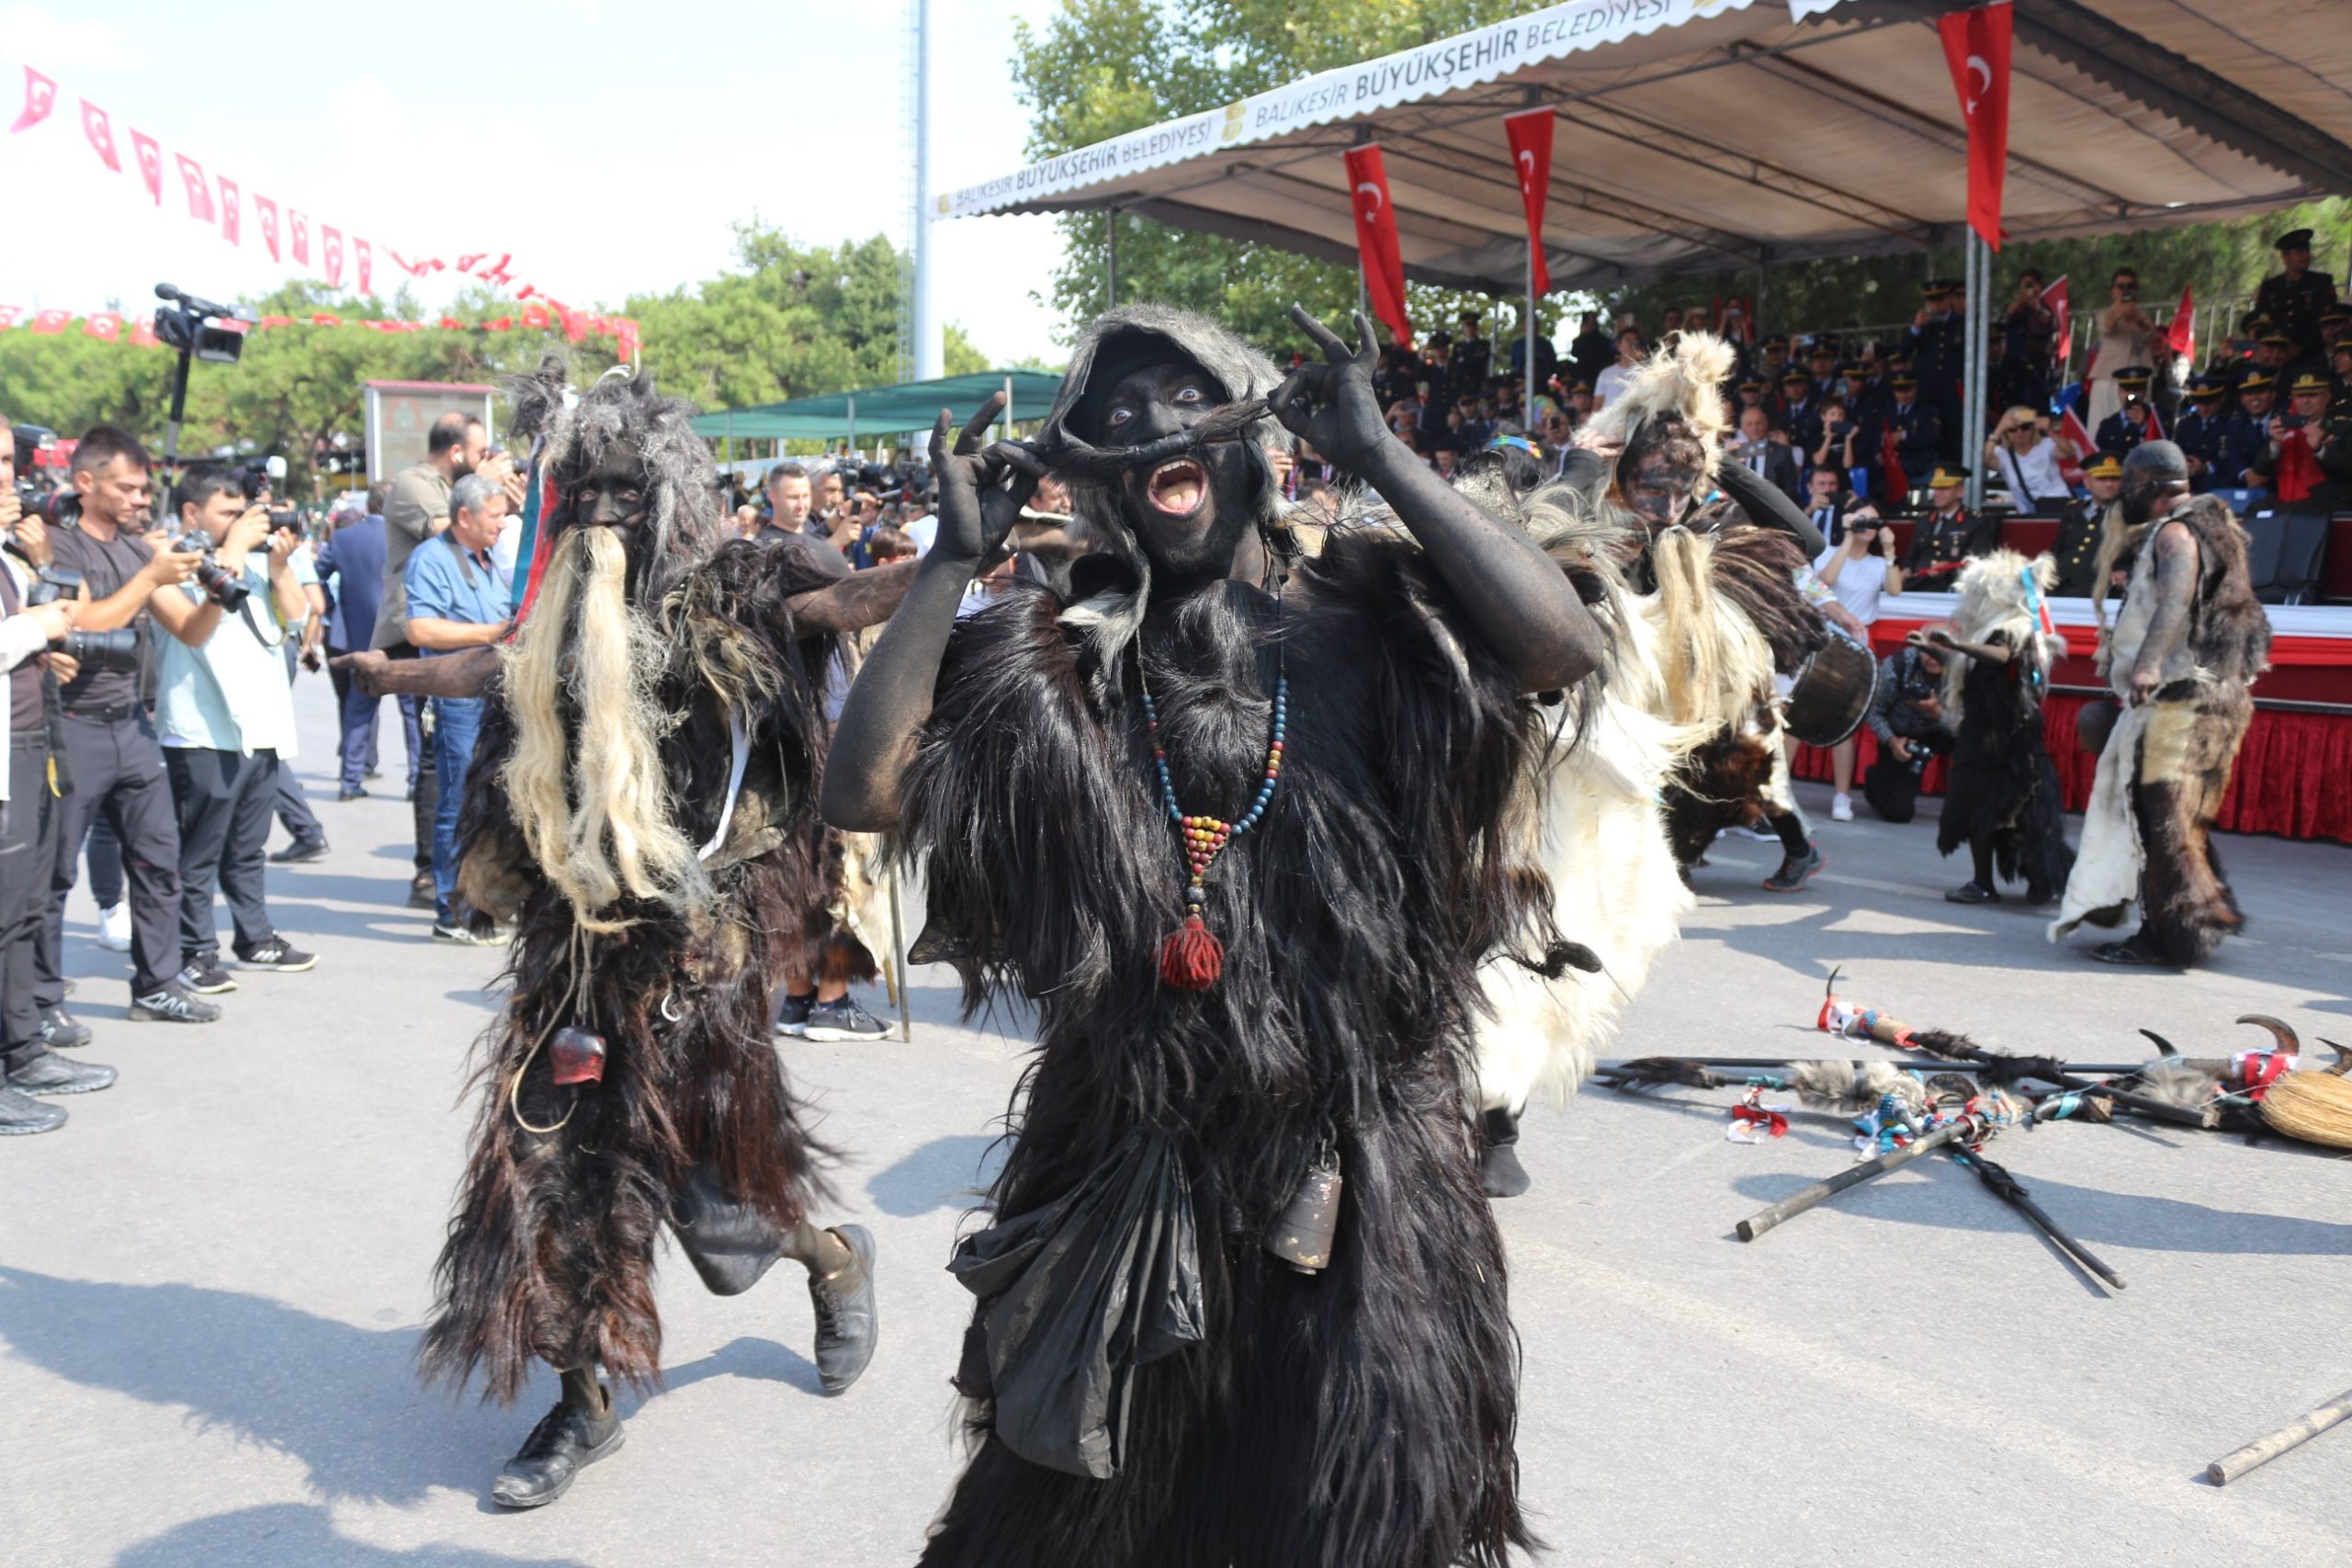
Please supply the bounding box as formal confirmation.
[865,1134,1004,1217]
[113,1502,592,1567]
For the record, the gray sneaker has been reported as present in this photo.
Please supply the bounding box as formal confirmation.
[0,1086,67,1135]
[130,980,222,1023]
[7,1053,118,1096]
[801,998,888,1043]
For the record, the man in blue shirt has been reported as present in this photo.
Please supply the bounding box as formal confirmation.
[402,473,512,942]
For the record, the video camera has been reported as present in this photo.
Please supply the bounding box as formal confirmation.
[154,284,250,365]
[27,566,141,674]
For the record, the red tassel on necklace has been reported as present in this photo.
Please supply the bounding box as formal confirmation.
[1159,913,1225,991]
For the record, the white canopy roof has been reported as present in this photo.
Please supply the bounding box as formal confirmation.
[942,0,2352,294]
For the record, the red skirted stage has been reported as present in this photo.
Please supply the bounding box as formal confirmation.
[1791,595,2352,845]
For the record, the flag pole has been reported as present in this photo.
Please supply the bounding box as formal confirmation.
[1525,233,1537,426]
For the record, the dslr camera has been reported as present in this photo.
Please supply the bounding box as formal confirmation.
[28,566,142,674]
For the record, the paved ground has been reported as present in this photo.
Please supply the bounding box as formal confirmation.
[5,673,2348,1567]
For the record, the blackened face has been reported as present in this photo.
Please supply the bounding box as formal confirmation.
[1622,450,1696,527]
[1098,358,1258,584]
[567,437,650,537]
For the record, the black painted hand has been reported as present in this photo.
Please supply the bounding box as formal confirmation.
[927,394,1042,564]
[1268,305,1390,473]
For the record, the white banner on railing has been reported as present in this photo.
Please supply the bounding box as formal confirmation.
[943,0,1841,219]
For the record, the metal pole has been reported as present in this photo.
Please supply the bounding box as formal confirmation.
[1105,209,1117,310]
[888,873,914,1044]
[1963,231,1984,512]
[846,393,856,455]
[1002,374,1013,444]
[911,0,943,379]
[1525,228,1538,419]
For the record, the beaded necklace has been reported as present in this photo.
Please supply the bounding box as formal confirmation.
[1138,657,1286,991]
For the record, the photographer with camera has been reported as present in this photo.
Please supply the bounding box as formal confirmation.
[1,416,125,1128]
[36,428,220,1032]
[148,463,319,995]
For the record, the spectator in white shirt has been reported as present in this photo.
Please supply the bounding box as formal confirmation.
[1984,405,2076,513]
[1810,506,1903,822]
[1593,328,1646,410]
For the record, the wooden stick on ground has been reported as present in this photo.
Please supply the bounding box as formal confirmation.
[1736,1117,1978,1241]
[887,872,913,1044]
[2207,1388,2352,1484]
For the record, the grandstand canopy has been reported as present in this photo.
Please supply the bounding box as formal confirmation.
[939,0,2352,295]
[693,369,1065,442]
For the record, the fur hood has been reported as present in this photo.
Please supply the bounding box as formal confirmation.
[1585,332,1736,481]
[1943,549,2064,709]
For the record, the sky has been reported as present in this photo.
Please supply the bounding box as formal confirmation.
[0,0,1072,367]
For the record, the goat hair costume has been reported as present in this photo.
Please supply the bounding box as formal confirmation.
[420,368,847,1403]
[1936,551,2075,895]
[1467,469,1695,1118]
[2052,498,2270,962]
[902,307,1545,1567]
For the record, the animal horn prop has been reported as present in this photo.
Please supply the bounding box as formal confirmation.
[2254,1036,2352,1150]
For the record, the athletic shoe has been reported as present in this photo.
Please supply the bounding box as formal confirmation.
[491,1392,624,1509]
[1829,793,1854,822]
[336,786,369,802]
[808,1224,879,1393]
[774,992,817,1037]
[268,839,329,864]
[801,997,888,1043]
[1724,823,1778,841]
[39,1006,91,1050]
[432,922,501,945]
[1944,881,1999,905]
[0,1086,67,1134]
[178,960,238,995]
[6,1053,118,1096]
[407,874,438,910]
[232,938,317,972]
[1761,842,1825,893]
[95,903,132,952]
[129,981,222,1023]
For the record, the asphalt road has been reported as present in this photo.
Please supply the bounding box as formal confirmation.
[5,674,2347,1567]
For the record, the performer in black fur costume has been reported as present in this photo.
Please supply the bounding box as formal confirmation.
[1923,550,2075,905]
[356,364,901,1508]
[825,304,1599,1566]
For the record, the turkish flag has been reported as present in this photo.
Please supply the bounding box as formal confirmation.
[2276,427,2322,502]
[309,312,342,327]
[1939,3,2012,250]
[322,226,345,288]
[356,238,372,295]
[80,100,120,171]
[0,307,19,329]
[1879,427,1908,502]
[2165,283,2195,360]
[175,154,216,222]
[130,130,163,205]
[2057,406,2095,488]
[255,196,280,260]
[30,309,71,335]
[1502,108,1555,297]
[455,252,485,273]
[11,67,57,133]
[289,209,310,266]
[616,318,639,362]
[2045,274,2071,366]
[84,312,121,343]
[521,302,550,330]
[1341,144,1411,347]
[486,317,513,332]
[218,176,241,244]
[130,316,159,347]
[475,253,513,285]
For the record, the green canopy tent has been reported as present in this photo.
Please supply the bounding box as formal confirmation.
[692,369,1066,447]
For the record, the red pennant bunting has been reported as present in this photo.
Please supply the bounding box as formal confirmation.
[84,312,121,343]
[560,307,587,344]
[477,253,512,285]
[438,316,461,330]
[0,307,20,329]
[1341,144,1411,347]
[218,175,240,244]
[175,153,216,222]
[259,315,292,328]
[255,195,279,261]
[322,225,345,288]
[1939,3,2012,251]
[80,100,119,171]
[31,309,71,335]
[520,302,549,329]
[455,252,484,273]
[130,129,162,205]
[514,284,537,300]
[2165,283,2195,360]
[309,312,341,327]
[11,67,57,134]
[387,249,421,276]
[130,316,158,346]
[615,318,639,362]
[356,238,372,295]
[486,317,513,331]
[1502,108,1555,298]
[289,209,310,265]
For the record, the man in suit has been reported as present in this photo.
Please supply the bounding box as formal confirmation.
[315,482,398,803]
[2254,227,2340,365]
[1727,404,1803,504]
[1800,463,1854,544]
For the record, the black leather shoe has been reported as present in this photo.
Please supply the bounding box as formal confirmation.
[1944,881,1999,905]
[270,839,329,864]
[808,1224,878,1394]
[490,1394,624,1508]
[337,786,369,802]
[8,1053,118,1096]
[39,1006,91,1050]
[2090,936,2173,967]
[0,1086,67,1134]
[1479,1107,1532,1199]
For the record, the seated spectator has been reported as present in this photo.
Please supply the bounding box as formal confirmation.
[1810,396,1858,480]
[1726,405,1802,503]
[1904,467,1993,584]
[2173,380,2231,493]
[2050,455,2125,596]
[2096,367,2161,457]
[1594,328,1645,409]
[2222,373,2278,488]
[1810,506,1903,821]
[1860,632,1951,823]
[1878,373,1942,488]
[1799,465,1852,542]
[1984,405,2075,513]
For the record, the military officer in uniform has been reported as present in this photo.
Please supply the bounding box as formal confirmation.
[1839,361,1886,436]
[1879,372,1942,489]
[2221,372,2278,490]
[2096,367,2161,458]
[2254,228,2339,364]
[1778,367,1822,452]
[1903,465,1994,585]
[2051,454,2125,595]
[1908,279,1966,460]
[2172,379,2230,494]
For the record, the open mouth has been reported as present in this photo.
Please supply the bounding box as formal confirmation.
[1144,458,1208,518]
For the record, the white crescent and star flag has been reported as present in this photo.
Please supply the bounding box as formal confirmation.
[1502,107,1555,297]
[79,99,119,171]
[10,67,57,133]
[289,209,310,266]
[175,153,215,222]
[1938,1,2012,250]
[256,195,280,261]
[219,176,241,245]
[356,238,373,295]
[1341,143,1411,347]
[323,225,345,288]
[130,128,163,205]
